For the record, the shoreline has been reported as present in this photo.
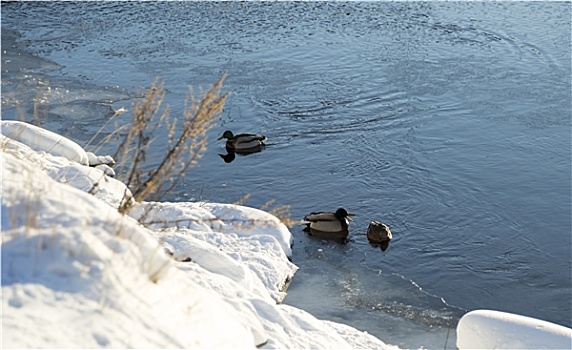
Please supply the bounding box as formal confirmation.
[1,122,397,348]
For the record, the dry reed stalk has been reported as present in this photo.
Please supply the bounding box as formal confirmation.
[268,204,296,227]
[233,194,252,206]
[115,75,229,213]
[235,196,296,228]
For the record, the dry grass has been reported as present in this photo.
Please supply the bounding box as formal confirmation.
[114,74,229,213]
[3,171,42,236]
[236,197,296,228]
[233,194,252,206]
[268,204,296,227]
[85,106,129,154]
[4,74,295,230]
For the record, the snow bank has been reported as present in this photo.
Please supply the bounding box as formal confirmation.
[456,309,572,349]
[1,120,89,165]
[1,131,397,349]
[129,201,296,303]
[1,133,131,209]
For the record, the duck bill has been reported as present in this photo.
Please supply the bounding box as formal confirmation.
[217,135,224,140]
[347,213,356,221]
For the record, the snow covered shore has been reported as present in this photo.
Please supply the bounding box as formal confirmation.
[3,121,571,349]
[1,121,396,348]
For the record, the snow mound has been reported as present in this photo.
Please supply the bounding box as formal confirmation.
[130,201,293,258]
[1,135,131,209]
[1,120,89,165]
[456,309,572,349]
[129,201,296,303]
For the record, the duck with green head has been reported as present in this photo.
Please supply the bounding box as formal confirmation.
[303,207,356,233]
[217,130,267,151]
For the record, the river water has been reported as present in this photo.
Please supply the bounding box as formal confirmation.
[2,2,570,348]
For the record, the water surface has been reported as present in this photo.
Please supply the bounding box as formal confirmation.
[2,2,570,348]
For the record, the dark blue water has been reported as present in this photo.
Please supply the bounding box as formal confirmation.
[2,2,570,348]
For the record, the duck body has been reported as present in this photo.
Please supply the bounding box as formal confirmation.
[303,208,355,233]
[217,130,266,151]
[366,220,392,244]
[366,220,392,251]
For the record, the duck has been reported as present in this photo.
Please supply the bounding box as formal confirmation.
[366,220,392,244]
[303,208,356,233]
[366,220,392,251]
[217,130,267,151]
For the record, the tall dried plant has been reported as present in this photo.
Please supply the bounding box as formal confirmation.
[115,74,229,213]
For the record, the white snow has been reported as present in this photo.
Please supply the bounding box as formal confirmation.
[456,309,572,350]
[1,120,89,165]
[3,123,570,349]
[0,127,397,349]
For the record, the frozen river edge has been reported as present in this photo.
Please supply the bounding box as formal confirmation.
[1,121,398,349]
[2,122,571,349]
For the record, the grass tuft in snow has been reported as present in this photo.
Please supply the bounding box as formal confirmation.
[110,75,295,227]
[113,75,229,214]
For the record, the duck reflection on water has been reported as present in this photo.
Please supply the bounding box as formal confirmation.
[218,145,265,163]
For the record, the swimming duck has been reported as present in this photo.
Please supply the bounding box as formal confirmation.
[367,220,392,251]
[366,220,392,244]
[217,130,266,151]
[303,208,355,233]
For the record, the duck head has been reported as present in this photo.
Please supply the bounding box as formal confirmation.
[335,208,355,221]
[217,130,234,141]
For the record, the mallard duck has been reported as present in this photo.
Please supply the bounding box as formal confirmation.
[217,130,266,150]
[367,220,392,251]
[303,208,355,233]
[366,220,392,244]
